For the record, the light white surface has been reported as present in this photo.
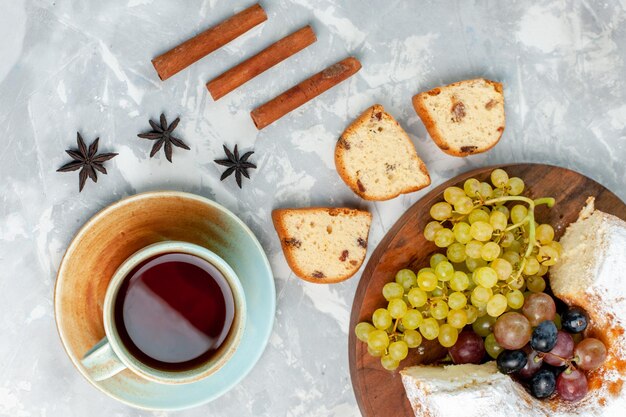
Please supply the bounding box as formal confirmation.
[0,0,625,416]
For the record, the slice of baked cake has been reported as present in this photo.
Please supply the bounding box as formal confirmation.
[413,78,505,156]
[335,104,430,201]
[272,207,372,283]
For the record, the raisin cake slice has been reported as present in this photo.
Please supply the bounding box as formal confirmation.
[335,104,431,201]
[272,207,372,283]
[413,78,505,156]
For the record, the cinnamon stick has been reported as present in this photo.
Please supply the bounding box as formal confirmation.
[207,26,317,100]
[250,57,362,130]
[152,3,267,81]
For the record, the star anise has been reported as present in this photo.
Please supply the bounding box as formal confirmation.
[137,113,190,162]
[57,133,118,192]
[214,145,256,189]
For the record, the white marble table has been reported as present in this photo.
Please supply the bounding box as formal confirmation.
[1,0,625,416]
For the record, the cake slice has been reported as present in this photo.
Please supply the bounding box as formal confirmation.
[413,78,505,156]
[272,207,372,283]
[401,362,547,417]
[335,104,431,201]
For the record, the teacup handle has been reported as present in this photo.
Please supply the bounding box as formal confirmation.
[81,337,126,381]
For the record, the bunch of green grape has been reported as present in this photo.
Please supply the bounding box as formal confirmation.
[355,168,560,371]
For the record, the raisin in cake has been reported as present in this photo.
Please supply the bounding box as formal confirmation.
[402,198,626,417]
[335,104,430,201]
[272,208,372,283]
[413,78,505,156]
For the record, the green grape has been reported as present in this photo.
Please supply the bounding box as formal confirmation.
[527,275,546,293]
[485,333,503,359]
[507,177,524,195]
[355,322,375,342]
[417,270,438,292]
[471,286,492,306]
[447,242,467,263]
[535,224,555,244]
[448,291,467,310]
[395,269,417,290]
[486,294,508,317]
[464,178,481,197]
[420,318,440,340]
[499,231,515,248]
[489,211,508,231]
[491,258,513,281]
[472,314,496,337]
[502,250,521,266]
[508,239,522,253]
[453,221,472,244]
[397,321,406,333]
[430,300,449,320]
[402,309,423,330]
[368,329,390,351]
[465,240,483,259]
[510,204,528,224]
[537,245,559,266]
[388,299,408,319]
[508,276,525,290]
[474,267,498,288]
[403,329,423,348]
[537,264,549,276]
[435,261,454,281]
[548,240,563,255]
[430,202,453,221]
[523,257,540,275]
[491,169,509,188]
[506,289,525,309]
[450,271,470,291]
[424,221,443,241]
[466,305,479,324]
[418,267,435,275]
[465,257,486,272]
[454,196,474,214]
[469,209,490,224]
[479,182,493,198]
[389,341,409,361]
[434,228,455,248]
[470,221,494,241]
[438,324,459,347]
[372,308,392,329]
[553,313,562,330]
[367,346,384,357]
[382,282,405,301]
[494,205,510,219]
[408,287,428,308]
[444,186,466,205]
[380,354,399,371]
[430,253,448,268]
[447,309,468,329]
[480,242,501,261]
[432,288,444,298]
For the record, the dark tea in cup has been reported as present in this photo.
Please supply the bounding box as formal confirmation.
[113,252,235,371]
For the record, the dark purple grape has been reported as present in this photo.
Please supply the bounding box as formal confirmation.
[544,331,575,366]
[497,349,527,374]
[530,369,556,399]
[531,320,558,352]
[449,330,485,364]
[561,307,588,333]
[518,345,543,379]
[556,369,588,402]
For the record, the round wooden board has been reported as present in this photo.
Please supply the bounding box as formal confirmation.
[349,163,626,417]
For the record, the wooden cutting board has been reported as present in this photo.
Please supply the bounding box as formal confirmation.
[348,163,626,417]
